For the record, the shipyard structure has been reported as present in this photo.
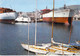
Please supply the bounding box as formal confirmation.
[17,5,80,23]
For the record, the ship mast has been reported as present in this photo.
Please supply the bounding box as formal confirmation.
[51,0,55,46]
[63,0,67,9]
[35,0,37,46]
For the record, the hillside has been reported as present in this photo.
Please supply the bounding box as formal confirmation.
[60,5,80,14]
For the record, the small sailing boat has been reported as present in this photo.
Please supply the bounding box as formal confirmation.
[21,41,80,55]
[21,0,80,55]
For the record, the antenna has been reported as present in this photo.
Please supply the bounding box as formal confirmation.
[46,6,48,9]
[63,0,66,9]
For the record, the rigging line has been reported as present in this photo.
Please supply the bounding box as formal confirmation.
[28,17,30,55]
[51,0,55,46]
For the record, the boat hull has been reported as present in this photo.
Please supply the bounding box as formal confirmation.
[43,17,73,24]
[0,19,15,23]
[15,16,31,23]
[0,12,18,23]
[21,43,48,54]
[42,9,74,24]
[21,43,79,55]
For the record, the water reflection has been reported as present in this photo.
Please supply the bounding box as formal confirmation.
[46,23,73,44]
[0,21,80,55]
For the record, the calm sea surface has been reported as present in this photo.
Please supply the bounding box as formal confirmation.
[0,21,80,55]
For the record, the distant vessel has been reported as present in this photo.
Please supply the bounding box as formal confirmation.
[0,8,18,23]
[41,8,74,25]
[15,16,31,23]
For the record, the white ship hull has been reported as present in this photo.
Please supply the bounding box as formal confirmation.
[0,12,18,23]
[15,16,31,22]
[42,9,74,24]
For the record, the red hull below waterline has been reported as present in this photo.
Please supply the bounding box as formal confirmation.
[0,19,15,23]
[43,17,73,24]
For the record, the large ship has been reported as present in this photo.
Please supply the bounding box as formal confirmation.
[0,8,18,23]
[41,8,74,25]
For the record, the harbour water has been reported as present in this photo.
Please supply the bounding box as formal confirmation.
[0,21,80,55]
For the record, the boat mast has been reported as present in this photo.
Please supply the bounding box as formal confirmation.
[68,20,72,43]
[68,0,73,43]
[35,0,37,46]
[51,0,55,46]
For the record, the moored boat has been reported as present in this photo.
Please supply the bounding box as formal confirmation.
[41,9,74,25]
[0,8,18,23]
[21,43,48,54]
[21,42,80,55]
[15,16,31,23]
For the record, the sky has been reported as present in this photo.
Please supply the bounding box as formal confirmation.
[0,0,80,12]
